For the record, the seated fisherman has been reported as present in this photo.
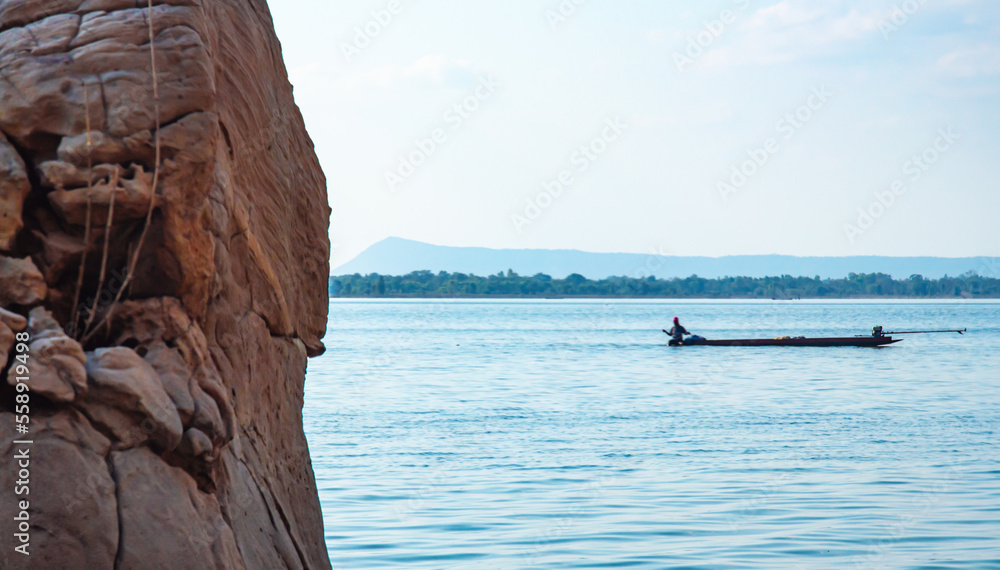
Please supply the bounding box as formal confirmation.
[668,317,690,345]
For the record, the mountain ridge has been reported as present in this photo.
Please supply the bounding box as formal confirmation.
[333,238,994,280]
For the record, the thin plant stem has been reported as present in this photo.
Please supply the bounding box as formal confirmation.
[71,81,95,339]
[82,0,160,345]
[83,166,120,338]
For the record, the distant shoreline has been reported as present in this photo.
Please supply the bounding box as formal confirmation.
[329,271,1000,299]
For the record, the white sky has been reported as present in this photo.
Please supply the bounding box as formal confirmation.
[268,0,1000,267]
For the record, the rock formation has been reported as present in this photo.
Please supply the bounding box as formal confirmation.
[0,1,332,568]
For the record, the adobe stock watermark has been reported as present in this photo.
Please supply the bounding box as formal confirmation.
[510,117,628,233]
[546,243,672,371]
[388,414,502,521]
[545,0,587,30]
[849,465,959,569]
[384,75,500,192]
[674,0,752,72]
[718,85,833,202]
[879,0,929,40]
[10,328,33,557]
[843,128,960,243]
[390,467,450,521]
[346,339,407,398]
[520,475,618,565]
[725,443,827,533]
[977,257,1000,279]
[341,1,408,63]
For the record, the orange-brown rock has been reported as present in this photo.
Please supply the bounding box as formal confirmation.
[144,342,197,424]
[0,321,13,369]
[31,230,88,285]
[16,307,88,403]
[45,163,158,227]
[79,347,184,451]
[0,410,119,570]
[0,256,47,306]
[179,426,213,458]
[0,131,30,250]
[0,1,331,568]
[38,161,121,190]
[112,447,246,570]
[0,306,27,331]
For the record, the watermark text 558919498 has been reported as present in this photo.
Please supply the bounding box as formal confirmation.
[10,329,33,556]
[511,117,628,233]
[385,75,500,193]
[844,127,960,243]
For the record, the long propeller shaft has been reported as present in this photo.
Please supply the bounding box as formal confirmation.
[885,329,966,335]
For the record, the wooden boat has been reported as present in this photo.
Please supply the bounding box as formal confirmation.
[664,327,964,348]
[679,336,902,347]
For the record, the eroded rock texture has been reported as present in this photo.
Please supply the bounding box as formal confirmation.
[0,1,331,568]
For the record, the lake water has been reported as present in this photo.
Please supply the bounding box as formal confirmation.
[304,300,1000,569]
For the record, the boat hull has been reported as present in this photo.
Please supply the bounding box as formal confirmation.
[679,337,902,347]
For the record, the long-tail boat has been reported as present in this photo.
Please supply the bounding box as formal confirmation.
[663,326,966,348]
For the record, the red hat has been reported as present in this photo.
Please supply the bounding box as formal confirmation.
[673,317,679,322]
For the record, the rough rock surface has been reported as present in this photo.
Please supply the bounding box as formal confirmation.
[80,347,184,450]
[113,447,247,570]
[0,1,331,568]
[12,307,89,403]
[0,131,30,250]
[0,409,119,570]
[0,256,47,306]
[0,306,27,331]
[0,321,12,369]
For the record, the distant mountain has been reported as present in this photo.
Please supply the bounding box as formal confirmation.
[332,238,990,280]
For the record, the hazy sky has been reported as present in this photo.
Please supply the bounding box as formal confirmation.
[269,0,1000,267]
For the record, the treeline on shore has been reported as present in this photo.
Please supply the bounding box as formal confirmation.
[329,270,1000,298]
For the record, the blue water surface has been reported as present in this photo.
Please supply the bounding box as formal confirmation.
[304,300,1000,569]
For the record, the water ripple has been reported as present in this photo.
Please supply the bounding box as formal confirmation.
[306,300,1000,568]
